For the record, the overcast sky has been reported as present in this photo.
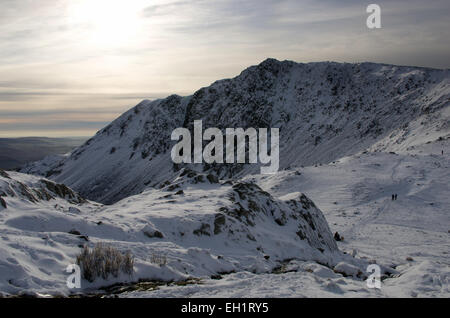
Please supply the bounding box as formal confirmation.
[1,0,449,137]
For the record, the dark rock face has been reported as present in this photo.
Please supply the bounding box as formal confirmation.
[0,196,6,209]
[0,172,86,205]
[193,223,211,236]
[213,214,226,234]
[0,169,10,179]
[144,230,164,239]
[40,180,86,204]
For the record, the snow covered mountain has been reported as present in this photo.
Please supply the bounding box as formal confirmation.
[3,59,449,297]
[21,59,450,205]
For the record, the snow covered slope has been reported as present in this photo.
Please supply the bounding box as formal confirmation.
[4,142,448,297]
[21,59,450,204]
[121,139,449,298]
[253,141,450,263]
[2,168,368,296]
[0,170,99,295]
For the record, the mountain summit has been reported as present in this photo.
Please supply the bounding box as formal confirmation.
[22,59,450,204]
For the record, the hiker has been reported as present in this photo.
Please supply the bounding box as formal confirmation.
[334,232,343,241]
[392,194,394,201]
[394,194,398,200]
[442,150,444,155]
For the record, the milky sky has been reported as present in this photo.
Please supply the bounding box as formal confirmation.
[1,0,449,137]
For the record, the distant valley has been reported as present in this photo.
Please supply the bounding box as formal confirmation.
[0,137,87,170]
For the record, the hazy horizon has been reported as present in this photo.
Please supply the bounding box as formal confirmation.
[1,0,450,137]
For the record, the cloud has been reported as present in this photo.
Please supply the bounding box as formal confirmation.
[0,119,109,128]
[0,0,449,137]
[0,90,163,102]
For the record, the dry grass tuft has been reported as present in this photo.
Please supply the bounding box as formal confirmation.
[76,243,134,282]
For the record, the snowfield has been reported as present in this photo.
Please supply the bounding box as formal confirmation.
[1,59,449,297]
[1,139,448,297]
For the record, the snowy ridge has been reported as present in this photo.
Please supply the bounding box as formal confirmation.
[21,59,450,204]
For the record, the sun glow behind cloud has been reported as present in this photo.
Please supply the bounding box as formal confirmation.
[66,0,148,49]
